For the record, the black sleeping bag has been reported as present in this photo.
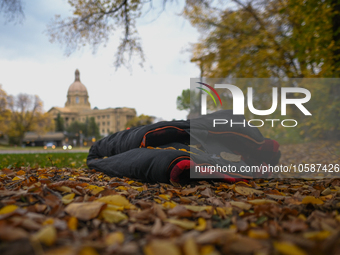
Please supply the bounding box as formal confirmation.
[87,110,279,184]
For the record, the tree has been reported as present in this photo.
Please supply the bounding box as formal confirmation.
[87,117,100,139]
[184,0,338,78]
[6,93,53,145]
[0,0,24,23]
[180,0,340,139]
[125,114,153,128]
[55,113,65,132]
[0,85,10,136]
[66,117,100,139]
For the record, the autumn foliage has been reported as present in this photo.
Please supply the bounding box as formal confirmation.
[0,142,340,254]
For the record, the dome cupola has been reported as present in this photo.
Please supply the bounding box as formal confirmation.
[65,69,91,110]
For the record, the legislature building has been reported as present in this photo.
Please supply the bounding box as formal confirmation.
[48,69,136,136]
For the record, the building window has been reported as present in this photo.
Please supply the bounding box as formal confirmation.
[107,121,110,125]
[102,122,105,125]
[107,115,110,118]
[72,118,75,121]
[102,129,104,133]
[97,116,100,119]
[102,115,105,119]
[76,97,79,104]
[84,98,87,103]
[98,122,100,126]
[107,129,110,133]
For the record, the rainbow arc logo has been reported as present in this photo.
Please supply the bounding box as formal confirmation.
[196,82,223,106]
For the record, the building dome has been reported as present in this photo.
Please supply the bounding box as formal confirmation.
[67,69,88,96]
[65,69,91,110]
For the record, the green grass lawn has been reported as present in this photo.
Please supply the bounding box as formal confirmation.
[0,153,88,169]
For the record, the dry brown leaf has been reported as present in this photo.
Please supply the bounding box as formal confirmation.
[144,240,181,255]
[234,186,264,196]
[65,202,106,220]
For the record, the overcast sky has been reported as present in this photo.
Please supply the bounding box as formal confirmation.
[0,0,200,121]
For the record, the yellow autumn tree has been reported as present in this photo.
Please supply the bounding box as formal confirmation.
[6,93,54,145]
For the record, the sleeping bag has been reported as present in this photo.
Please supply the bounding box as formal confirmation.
[87,110,281,184]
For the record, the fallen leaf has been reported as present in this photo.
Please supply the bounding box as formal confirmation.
[235,186,264,196]
[165,219,196,230]
[248,199,277,205]
[67,216,78,231]
[168,205,193,217]
[0,204,18,215]
[65,202,106,220]
[32,225,57,246]
[61,193,75,205]
[274,241,307,255]
[97,195,134,209]
[195,217,206,231]
[301,196,324,205]
[248,229,269,239]
[183,237,199,255]
[101,209,128,223]
[144,240,181,255]
[105,231,124,246]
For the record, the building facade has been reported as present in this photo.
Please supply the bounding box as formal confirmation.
[48,70,136,136]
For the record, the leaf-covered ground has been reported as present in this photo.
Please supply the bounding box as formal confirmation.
[0,142,340,255]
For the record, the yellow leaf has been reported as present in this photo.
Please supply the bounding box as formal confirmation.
[159,194,171,200]
[216,207,233,216]
[144,240,180,255]
[0,204,18,215]
[32,225,57,246]
[105,232,124,246]
[301,196,324,205]
[234,186,263,196]
[184,205,212,212]
[195,218,206,231]
[78,247,99,255]
[67,217,78,231]
[116,186,128,191]
[200,245,216,255]
[86,185,104,195]
[105,204,125,211]
[303,231,331,240]
[162,201,177,209]
[248,229,269,239]
[43,218,54,225]
[131,186,143,192]
[154,198,162,204]
[96,195,134,209]
[183,237,199,255]
[62,193,75,205]
[12,176,22,181]
[165,219,196,229]
[101,209,128,223]
[274,242,306,255]
[55,186,72,193]
[16,170,25,175]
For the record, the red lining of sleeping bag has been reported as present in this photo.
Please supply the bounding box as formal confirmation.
[140,126,187,147]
